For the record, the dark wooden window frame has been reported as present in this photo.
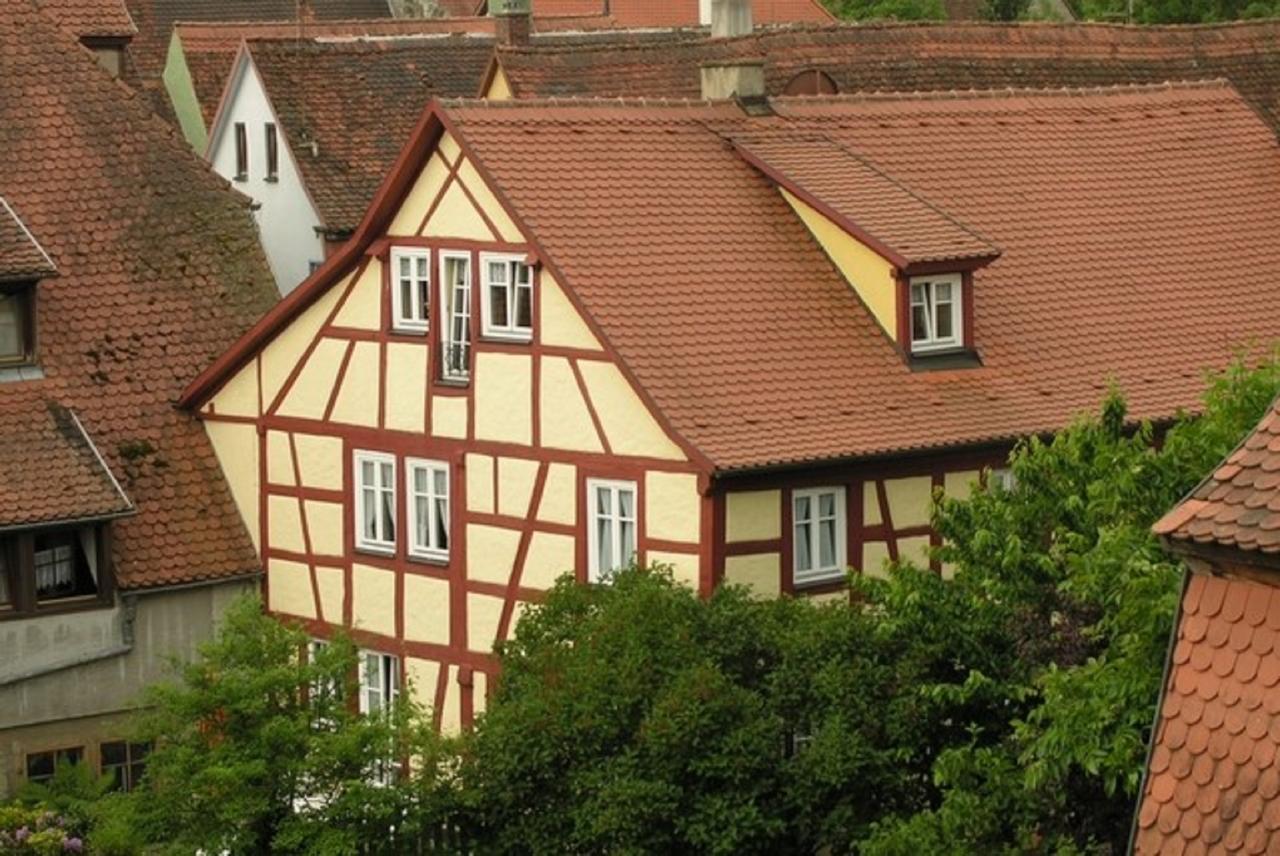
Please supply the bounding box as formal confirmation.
[0,522,115,620]
[0,281,36,367]
[265,122,278,182]
[234,122,248,181]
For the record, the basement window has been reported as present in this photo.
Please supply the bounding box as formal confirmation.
[0,283,35,366]
[354,450,396,555]
[909,273,963,354]
[390,248,430,335]
[793,487,846,586]
[481,253,532,341]
[407,458,449,562]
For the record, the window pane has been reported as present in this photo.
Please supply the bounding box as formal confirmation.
[795,520,812,572]
[620,518,635,567]
[434,496,449,550]
[0,547,9,606]
[33,531,95,601]
[416,495,429,548]
[100,741,126,767]
[415,468,428,493]
[488,261,507,284]
[596,486,611,517]
[399,256,411,279]
[381,491,395,543]
[619,488,635,520]
[596,513,612,574]
[935,300,953,339]
[0,289,26,359]
[818,492,835,518]
[794,495,811,524]
[911,303,929,342]
[516,284,532,329]
[362,487,377,541]
[434,469,447,496]
[819,518,837,568]
[935,282,952,302]
[26,752,54,782]
[490,285,508,327]
[400,280,413,318]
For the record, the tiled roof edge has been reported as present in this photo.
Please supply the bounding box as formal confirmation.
[0,196,57,275]
[68,407,134,515]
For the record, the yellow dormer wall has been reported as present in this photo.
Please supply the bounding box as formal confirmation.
[198,128,704,734]
[484,66,513,100]
[780,188,899,342]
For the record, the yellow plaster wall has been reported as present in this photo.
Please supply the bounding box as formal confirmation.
[267,558,315,619]
[261,282,343,406]
[432,395,468,439]
[536,463,576,525]
[863,481,882,526]
[385,342,428,433]
[387,150,450,237]
[267,494,306,553]
[781,188,899,341]
[439,664,460,735]
[885,476,934,529]
[474,670,488,717]
[645,472,700,544]
[208,358,259,417]
[466,453,494,514]
[266,429,295,486]
[725,489,781,543]
[540,274,601,351]
[943,469,981,499]
[898,535,932,568]
[315,565,344,624]
[467,592,503,653]
[466,523,520,585]
[474,352,531,445]
[304,501,344,557]
[331,263,381,331]
[457,158,522,243]
[276,338,345,420]
[647,550,699,590]
[294,433,344,490]
[403,574,450,645]
[808,589,850,605]
[724,553,780,599]
[498,457,539,518]
[539,356,603,453]
[406,657,441,715]
[860,541,891,579]
[329,341,380,427]
[205,420,260,551]
[506,600,529,641]
[352,563,396,637]
[438,132,460,165]
[520,531,575,589]
[423,178,494,242]
[485,66,512,100]
[577,360,684,460]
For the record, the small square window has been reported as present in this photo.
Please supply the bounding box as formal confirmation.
[793,487,846,586]
[587,479,636,583]
[0,284,35,366]
[480,253,533,341]
[909,273,963,354]
[407,459,449,561]
[354,450,396,554]
[390,248,430,334]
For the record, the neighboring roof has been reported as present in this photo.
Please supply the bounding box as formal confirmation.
[1133,571,1280,854]
[34,0,137,40]
[0,198,56,282]
[491,19,1280,133]
[731,134,998,268]
[480,0,833,25]
[0,399,133,530]
[184,82,1280,472]
[1155,396,1280,561]
[2,1,278,586]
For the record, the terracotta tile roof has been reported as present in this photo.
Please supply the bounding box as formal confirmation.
[1133,572,1280,854]
[731,134,998,267]
[0,198,56,282]
[437,84,1280,470]
[485,0,833,24]
[0,396,133,530]
[2,1,278,586]
[492,19,1280,133]
[34,0,137,39]
[1156,397,1280,558]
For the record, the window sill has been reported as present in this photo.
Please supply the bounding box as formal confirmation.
[480,331,533,345]
[792,571,847,592]
[436,375,470,388]
[355,544,396,559]
[908,348,982,372]
[264,175,278,184]
[389,325,428,338]
[408,551,449,567]
[0,595,113,622]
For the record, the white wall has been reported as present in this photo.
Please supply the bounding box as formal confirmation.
[208,57,325,295]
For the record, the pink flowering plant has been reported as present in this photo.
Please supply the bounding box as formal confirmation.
[0,804,83,855]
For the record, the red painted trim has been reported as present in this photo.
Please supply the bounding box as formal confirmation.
[414,151,463,237]
[896,273,911,349]
[372,236,530,254]
[495,462,549,643]
[962,270,976,352]
[645,537,700,554]
[286,432,325,621]
[779,487,794,596]
[724,538,783,556]
[709,490,726,593]
[570,357,611,455]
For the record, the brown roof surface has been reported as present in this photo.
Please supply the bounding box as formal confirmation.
[1155,397,1280,558]
[34,0,137,39]
[731,134,997,267]
[0,398,133,530]
[1133,571,1280,854]
[2,1,278,586]
[488,0,833,25]
[437,85,1280,470]
[492,20,1280,132]
[0,198,56,282]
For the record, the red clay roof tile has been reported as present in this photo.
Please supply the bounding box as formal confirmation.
[2,0,278,587]
[34,0,137,39]
[0,198,56,282]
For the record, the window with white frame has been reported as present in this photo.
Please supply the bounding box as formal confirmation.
[792,487,846,586]
[440,252,471,380]
[407,458,449,561]
[354,451,396,554]
[909,273,962,354]
[359,650,400,715]
[390,248,430,334]
[481,253,532,341]
[587,479,636,583]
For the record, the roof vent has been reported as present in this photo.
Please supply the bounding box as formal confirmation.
[492,0,531,46]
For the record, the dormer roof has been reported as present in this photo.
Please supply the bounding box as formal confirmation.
[731,133,998,270]
[0,198,56,282]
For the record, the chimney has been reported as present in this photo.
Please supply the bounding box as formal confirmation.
[492,0,531,46]
[700,0,764,101]
[710,0,751,37]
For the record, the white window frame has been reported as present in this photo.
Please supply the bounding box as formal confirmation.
[586,478,637,583]
[909,273,963,354]
[390,247,430,335]
[439,250,472,381]
[792,486,847,587]
[480,252,533,342]
[354,450,396,555]
[406,458,450,562]
[358,650,401,715]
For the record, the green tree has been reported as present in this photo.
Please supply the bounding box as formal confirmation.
[823,0,947,21]
[127,595,438,855]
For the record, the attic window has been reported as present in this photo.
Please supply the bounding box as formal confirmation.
[0,283,35,366]
[234,122,248,181]
[265,123,278,181]
[783,70,839,96]
[481,254,533,342]
[390,248,430,335]
[909,273,963,354]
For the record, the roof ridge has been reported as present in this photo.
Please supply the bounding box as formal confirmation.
[773,78,1236,104]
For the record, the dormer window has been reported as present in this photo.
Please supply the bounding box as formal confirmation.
[0,283,34,366]
[0,525,111,618]
[909,274,963,354]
